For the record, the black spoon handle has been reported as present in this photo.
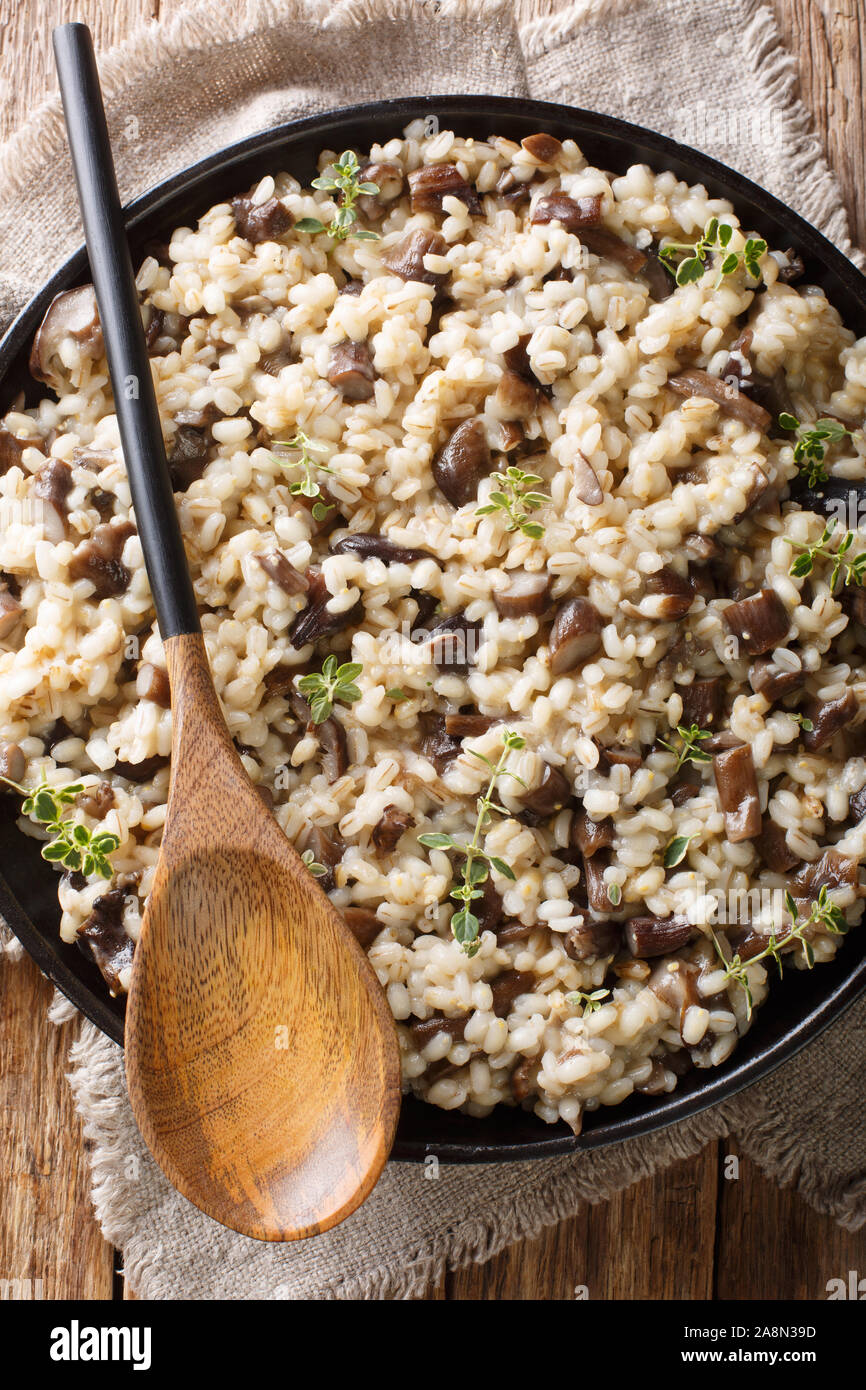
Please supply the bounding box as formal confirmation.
[52,22,200,639]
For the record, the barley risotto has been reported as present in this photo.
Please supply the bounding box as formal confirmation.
[2,122,865,1132]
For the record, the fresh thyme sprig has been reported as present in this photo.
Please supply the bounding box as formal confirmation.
[295,655,363,724]
[273,431,334,521]
[778,412,856,486]
[658,217,767,288]
[659,723,712,771]
[1,778,119,878]
[475,466,551,540]
[786,519,866,590]
[565,987,611,1016]
[295,150,380,243]
[712,885,847,1018]
[418,728,526,956]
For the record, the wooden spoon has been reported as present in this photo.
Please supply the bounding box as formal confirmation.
[53,22,401,1241]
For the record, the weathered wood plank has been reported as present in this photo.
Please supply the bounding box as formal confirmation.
[448,1145,720,1300]
[715,1139,866,1300]
[0,951,115,1300]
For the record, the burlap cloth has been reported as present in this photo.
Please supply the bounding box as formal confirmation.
[1,0,865,1299]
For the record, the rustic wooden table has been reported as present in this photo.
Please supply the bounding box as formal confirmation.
[1,0,865,1302]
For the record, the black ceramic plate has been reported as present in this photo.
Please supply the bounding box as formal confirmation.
[2,96,865,1162]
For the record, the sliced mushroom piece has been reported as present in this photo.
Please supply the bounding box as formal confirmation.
[748,656,805,702]
[564,918,621,961]
[444,710,501,738]
[428,611,482,674]
[722,588,791,656]
[843,585,866,628]
[408,163,481,216]
[801,689,857,752]
[510,1054,538,1102]
[520,133,563,163]
[849,785,866,826]
[725,925,775,962]
[791,850,859,901]
[77,781,116,819]
[432,418,491,507]
[684,533,722,565]
[409,1011,471,1048]
[372,805,415,852]
[411,588,440,632]
[167,425,210,491]
[288,567,363,650]
[776,249,805,283]
[0,741,25,784]
[33,458,74,541]
[357,161,404,222]
[136,662,171,708]
[596,743,642,774]
[327,339,376,401]
[381,228,449,286]
[643,565,696,621]
[0,426,26,474]
[29,285,103,390]
[496,919,535,945]
[502,335,548,392]
[549,597,603,674]
[342,906,383,949]
[530,192,603,232]
[493,571,551,618]
[754,817,799,874]
[641,247,675,301]
[263,663,299,698]
[419,713,463,773]
[570,810,614,858]
[579,226,648,274]
[582,850,616,913]
[473,876,504,937]
[494,420,526,454]
[0,590,23,639]
[494,369,539,421]
[495,167,534,207]
[330,533,441,566]
[317,716,349,783]
[703,730,744,754]
[68,520,136,599]
[667,367,771,433]
[113,753,168,783]
[713,743,761,842]
[680,677,724,730]
[255,551,309,595]
[572,450,603,505]
[298,823,344,892]
[231,194,293,244]
[77,888,134,994]
[259,341,295,375]
[174,402,220,431]
[490,969,535,1017]
[648,958,701,1030]
[518,762,570,819]
[670,765,702,806]
[625,916,696,958]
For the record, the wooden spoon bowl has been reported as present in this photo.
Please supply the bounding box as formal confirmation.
[126,635,401,1241]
